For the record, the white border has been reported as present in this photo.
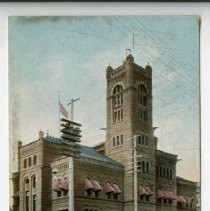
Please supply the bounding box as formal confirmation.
[1,3,209,210]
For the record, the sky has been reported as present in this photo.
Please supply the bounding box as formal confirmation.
[9,16,199,182]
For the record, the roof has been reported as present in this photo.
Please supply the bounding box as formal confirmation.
[176,176,197,184]
[44,135,123,169]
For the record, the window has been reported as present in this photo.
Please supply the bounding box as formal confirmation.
[138,109,147,122]
[113,85,123,123]
[138,84,147,106]
[24,159,27,168]
[138,134,148,146]
[146,195,150,201]
[32,176,36,188]
[117,136,119,145]
[113,85,123,107]
[121,109,123,120]
[140,195,144,201]
[28,157,31,167]
[120,135,123,145]
[146,162,149,173]
[33,155,37,165]
[169,169,172,179]
[190,199,194,208]
[163,167,166,177]
[25,191,29,211]
[32,195,36,211]
[113,137,115,147]
[57,191,62,197]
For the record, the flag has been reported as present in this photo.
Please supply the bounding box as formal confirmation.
[59,101,69,119]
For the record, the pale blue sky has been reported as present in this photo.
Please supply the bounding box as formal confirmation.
[9,16,199,181]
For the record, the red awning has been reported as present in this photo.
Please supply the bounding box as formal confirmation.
[177,195,186,203]
[53,180,62,192]
[59,180,69,191]
[113,184,122,194]
[167,191,176,200]
[84,179,94,191]
[145,187,154,196]
[106,183,115,193]
[92,180,102,191]
[163,191,172,199]
[139,186,147,195]
[156,190,164,199]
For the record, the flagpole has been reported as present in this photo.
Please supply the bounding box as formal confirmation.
[58,91,61,136]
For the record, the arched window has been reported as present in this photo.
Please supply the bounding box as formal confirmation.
[112,85,123,123]
[33,155,37,165]
[25,178,30,190]
[32,176,36,188]
[138,84,147,106]
[113,85,123,107]
[24,159,27,168]
[137,83,148,122]
[28,157,31,167]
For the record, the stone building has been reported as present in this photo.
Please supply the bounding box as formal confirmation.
[11,54,198,211]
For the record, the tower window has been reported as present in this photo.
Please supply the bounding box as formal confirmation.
[112,85,123,124]
[25,191,29,211]
[28,157,31,167]
[113,137,115,147]
[137,134,148,146]
[32,195,37,211]
[33,155,37,165]
[24,159,27,168]
[120,135,123,145]
[32,176,36,188]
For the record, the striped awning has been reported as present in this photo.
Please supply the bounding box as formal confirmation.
[177,195,186,203]
[53,180,62,192]
[59,180,69,191]
[92,180,102,191]
[139,186,147,195]
[113,184,122,194]
[156,189,164,199]
[145,187,154,196]
[167,191,177,200]
[106,182,115,193]
[84,179,94,190]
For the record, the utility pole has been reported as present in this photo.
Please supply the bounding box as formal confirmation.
[61,97,80,211]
